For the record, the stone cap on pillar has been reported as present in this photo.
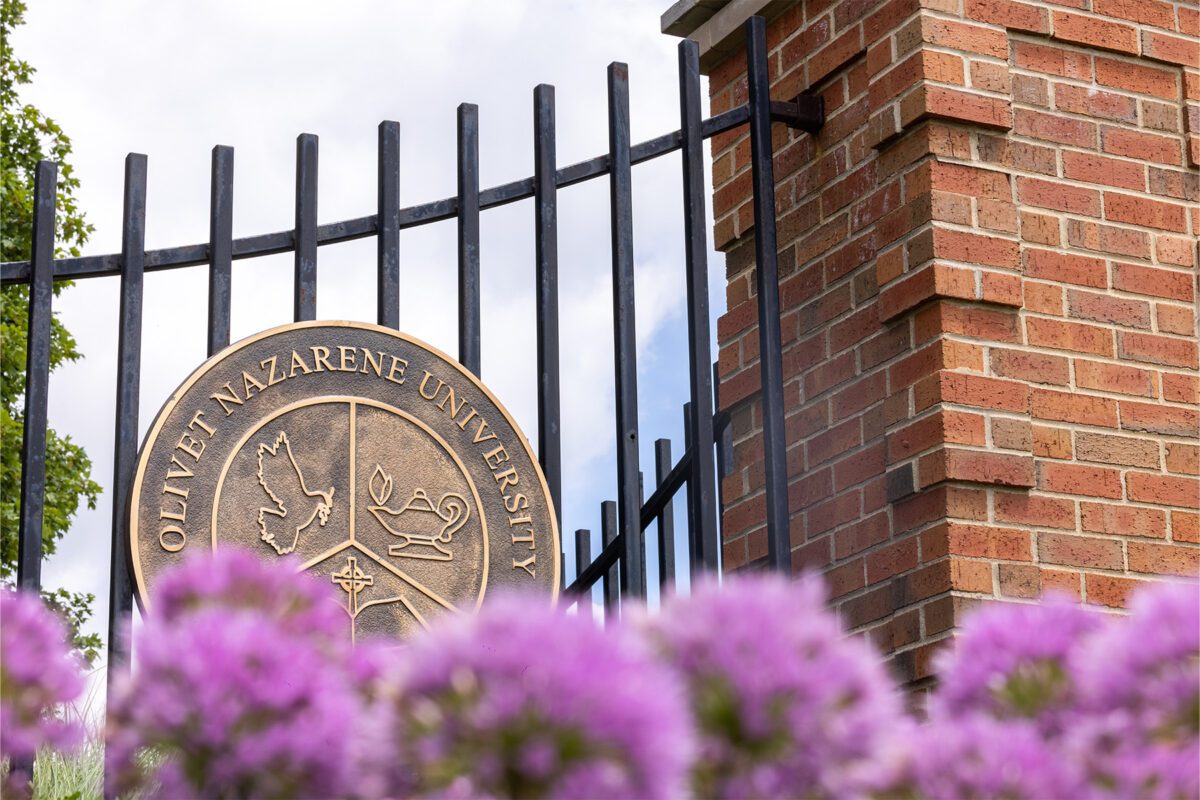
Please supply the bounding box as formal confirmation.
[661,0,797,73]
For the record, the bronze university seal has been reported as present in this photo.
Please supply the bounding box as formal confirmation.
[130,321,560,639]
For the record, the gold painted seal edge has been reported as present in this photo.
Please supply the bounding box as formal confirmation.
[128,319,561,613]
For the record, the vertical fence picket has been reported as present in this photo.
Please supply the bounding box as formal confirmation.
[714,361,732,553]
[16,161,57,591]
[574,529,592,620]
[107,153,147,679]
[607,62,645,599]
[534,84,562,527]
[745,17,790,570]
[682,401,698,576]
[655,438,676,589]
[378,121,401,329]
[208,146,233,356]
[294,133,318,321]
[678,39,721,573]
[457,104,481,376]
[600,500,619,619]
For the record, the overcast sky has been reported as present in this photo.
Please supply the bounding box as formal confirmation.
[15,0,725,676]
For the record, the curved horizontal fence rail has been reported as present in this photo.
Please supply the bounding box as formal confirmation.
[0,107,760,286]
[0,99,828,286]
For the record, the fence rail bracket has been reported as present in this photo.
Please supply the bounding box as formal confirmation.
[769,95,824,133]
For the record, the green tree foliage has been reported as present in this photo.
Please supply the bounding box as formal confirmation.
[1,0,103,664]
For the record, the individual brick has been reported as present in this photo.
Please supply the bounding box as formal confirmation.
[1141,32,1200,68]
[1032,425,1074,460]
[999,563,1041,598]
[992,417,1033,450]
[1052,11,1138,54]
[919,371,1030,413]
[1127,472,1200,506]
[1018,177,1102,216]
[946,522,1032,560]
[950,557,995,593]
[1031,388,1118,427]
[918,447,1035,488]
[1026,317,1114,357]
[1062,150,1144,191]
[1075,431,1161,468]
[1120,401,1200,437]
[922,16,1009,59]
[1012,109,1096,149]
[1081,502,1167,538]
[1162,373,1199,404]
[1042,568,1082,599]
[1174,511,1200,544]
[1093,0,1174,28]
[1118,331,1199,369]
[993,489,1080,525]
[934,228,1020,268]
[1012,40,1091,79]
[1068,291,1151,330]
[1155,237,1196,267]
[1166,443,1200,475]
[1038,462,1124,499]
[1056,84,1138,124]
[1095,56,1179,100]
[1104,192,1189,232]
[1102,127,1184,166]
[1158,304,1197,336]
[990,349,1071,385]
[1075,362,1156,398]
[1024,248,1107,288]
[865,537,920,583]
[1020,211,1061,246]
[1038,532,1124,570]
[966,0,1049,34]
[1086,573,1143,608]
[1128,541,1200,576]
[1067,220,1151,259]
[901,85,1013,130]
[1113,263,1194,302]
[1024,281,1064,315]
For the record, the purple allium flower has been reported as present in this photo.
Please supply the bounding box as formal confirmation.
[931,594,1100,732]
[106,551,378,799]
[150,547,347,645]
[647,574,910,799]
[1068,580,1200,799]
[0,587,84,797]
[379,592,693,800]
[909,714,1090,800]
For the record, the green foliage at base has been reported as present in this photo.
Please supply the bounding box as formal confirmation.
[31,741,103,800]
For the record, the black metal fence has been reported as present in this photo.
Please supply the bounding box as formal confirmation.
[4,16,819,697]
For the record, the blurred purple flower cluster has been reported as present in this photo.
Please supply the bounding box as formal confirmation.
[922,582,1199,799]
[647,575,910,798]
[104,549,378,799]
[383,594,693,799]
[0,586,84,797]
[4,547,1197,799]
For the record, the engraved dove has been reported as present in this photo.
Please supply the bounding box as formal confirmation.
[256,431,335,555]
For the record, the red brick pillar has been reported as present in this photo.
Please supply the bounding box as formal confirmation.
[664,0,1199,682]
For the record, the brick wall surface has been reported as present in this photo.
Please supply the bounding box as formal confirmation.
[708,0,1199,682]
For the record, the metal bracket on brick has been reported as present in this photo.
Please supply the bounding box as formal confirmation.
[769,95,825,133]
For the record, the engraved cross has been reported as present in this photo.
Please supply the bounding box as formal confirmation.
[332,555,374,618]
